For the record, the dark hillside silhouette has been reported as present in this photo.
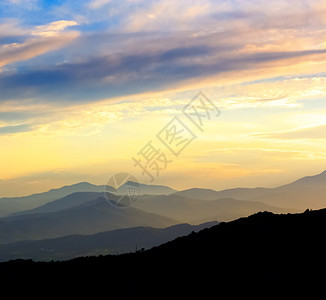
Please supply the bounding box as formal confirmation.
[0,221,217,261]
[1,208,326,297]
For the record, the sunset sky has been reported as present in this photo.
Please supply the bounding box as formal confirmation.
[0,0,325,196]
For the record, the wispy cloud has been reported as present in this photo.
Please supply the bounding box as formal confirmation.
[0,43,324,102]
[31,20,78,37]
[0,32,79,69]
[252,125,326,139]
[0,123,33,135]
[0,20,79,69]
[0,0,326,194]
[0,19,26,38]
[6,0,38,9]
[88,0,112,10]
[0,0,324,102]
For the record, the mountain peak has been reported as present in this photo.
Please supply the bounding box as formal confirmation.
[301,169,326,180]
[67,182,95,187]
[47,182,100,193]
[282,169,326,188]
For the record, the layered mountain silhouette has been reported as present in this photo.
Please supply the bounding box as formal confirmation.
[121,181,176,195]
[0,196,176,244]
[9,192,103,217]
[0,221,217,261]
[1,170,325,219]
[133,194,294,222]
[1,209,325,297]
[0,182,176,217]
[175,169,326,209]
[0,181,176,217]
[0,170,325,263]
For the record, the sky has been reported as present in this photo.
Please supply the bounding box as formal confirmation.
[0,0,325,196]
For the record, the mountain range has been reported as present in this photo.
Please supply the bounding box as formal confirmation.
[0,196,176,244]
[0,182,105,217]
[133,194,293,223]
[0,169,325,262]
[0,221,217,261]
[1,170,325,219]
[0,181,177,217]
[175,170,326,209]
[1,208,325,297]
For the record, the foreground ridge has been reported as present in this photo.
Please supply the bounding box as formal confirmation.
[1,208,326,296]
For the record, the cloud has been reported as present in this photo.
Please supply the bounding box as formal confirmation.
[0,20,79,69]
[0,123,33,135]
[88,0,112,10]
[252,125,326,139]
[121,0,326,34]
[32,20,79,37]
[0,20,27,38]
[8,0,36,4]
[0,31,79,68]
[0,0,325,132]
[0,40,324,102]
[0,0,324,103]
[122,0,212,31]
[207,75,326,110]
[6,0,38,9]
[1,0,326,196]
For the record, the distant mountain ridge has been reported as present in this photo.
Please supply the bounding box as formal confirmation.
[2,170,325,218]
[2,169,325,221]
[0,169,324,248]
[0,221,217,261]
[12,190,291,223]
[0,182,106,217]
[119,181,177,195]
[0,181,177,217]
[174,169,326,209]
[279,169,326,187]
[134,194,294,222]
[0,196,176,244]
[10,192,103,217]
